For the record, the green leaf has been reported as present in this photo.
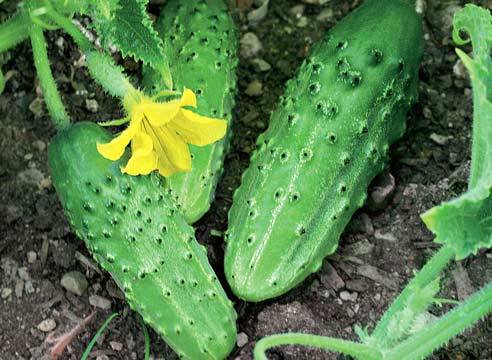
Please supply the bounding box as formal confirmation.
[421,5,492,260]
[89,0,172,88]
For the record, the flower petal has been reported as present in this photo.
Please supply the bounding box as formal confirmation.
[154,126,192,172]
[156,154,180,177]
[180,88,197,108]
[144,100,181,127]
[121,131,157,176]
[169,109,227,146]
[97,121,140,161]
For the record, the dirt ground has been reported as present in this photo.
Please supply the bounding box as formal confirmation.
[1,0,492,359]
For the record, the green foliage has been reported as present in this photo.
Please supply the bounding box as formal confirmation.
[89,0,172,88]
[143,0,238,223]
[421,4,492,260]
[49,123,237,359]
[81,313,120,360]
[0,12,31,53]
[225,0,423,302]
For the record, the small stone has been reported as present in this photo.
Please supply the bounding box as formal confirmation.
[302,0,329,4]
[25,280,35,294]
[18,267,30,281]
[32,140,46,153]
[345,279,369,292]
[29,98,44,117]
[37,319,56,332]
[317,8,334,22]
[297,16,309,28]
[374,230,397,242]
[320,262,345,290]
[367,172,396,211]
[89,295,112,310]
[250,58,271,72]
[85,99,99,113]
[110,341,124,351]
[106,280,125,300]
[61,271,88,296]
[290,5,305,18]
[237,332,249,347]
[453,59,467,79]
[340,291,358,302]
[240,33,262,58]
[18,168,45,187]
[55,37,64,49]
[27,251,37,264]
[96,355,109,360]
[423,107,432,119]
[1,288,12,299]
[15,279,24,298]
[430,133,451,146]
[245,80,263,97]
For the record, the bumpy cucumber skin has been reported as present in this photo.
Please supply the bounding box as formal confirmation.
[225,0,424,302]
[49,122,236,359]
[143,0,238,223]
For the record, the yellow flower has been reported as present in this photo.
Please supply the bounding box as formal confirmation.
[97,88,227,177]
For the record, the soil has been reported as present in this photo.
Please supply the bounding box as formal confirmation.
[1,0,492,359]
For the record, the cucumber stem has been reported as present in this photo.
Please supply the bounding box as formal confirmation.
[369,246,455,346]
[0,12,31,53]
[30,24,70,129]
[253,333,382,360]
[385,282,492,360]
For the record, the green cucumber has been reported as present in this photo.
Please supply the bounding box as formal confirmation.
[225,0,423,302]
[49,122,236,359]
[143,0,238,223]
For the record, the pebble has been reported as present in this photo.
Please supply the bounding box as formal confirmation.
[18,168,45,187]
[1,288,12,299]
[339,291,358,302]
[37,319,56,332]
[250,58,271,72]
[453,59,467,79]
[245,80,263,97]
[32,140,46,152]
[110,341,124,351]
[320,262,345,290]
[430,133,451,146]
[96,355,109,360]
[237,332,249,347]
[374,230,397,242]
[89,295,112,310]
[18,267,29,281]
[240,33,262,58]
[61,271,88,296]
[29,97,44,117]
[85,99,99,113]
[316,8,334,21]
[290,4,305,17]
[367,172,396,211]
[15,279,24,298]
[27,251,37,264]
[345,279,369,293]
[302,0,329,4]
[297,17,309,28]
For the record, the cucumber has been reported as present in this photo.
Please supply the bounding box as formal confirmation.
[224,0,423,302]
[143,0,238,223]
[49,122,236,359]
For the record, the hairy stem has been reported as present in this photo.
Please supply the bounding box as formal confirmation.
[45,8,136,99]
[30,24,70,129]
[254,334,382,360]
[385,282,492,360]
[370,246,455,345]
[0,12,31,53]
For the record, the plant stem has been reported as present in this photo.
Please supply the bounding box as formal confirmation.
[385,282,492,360]
[45,8,137,99]
[370,246,455,345]
[0,12,31,53]
[44,8,92,52]
[253,334,382,360]
[30,24,70,129]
